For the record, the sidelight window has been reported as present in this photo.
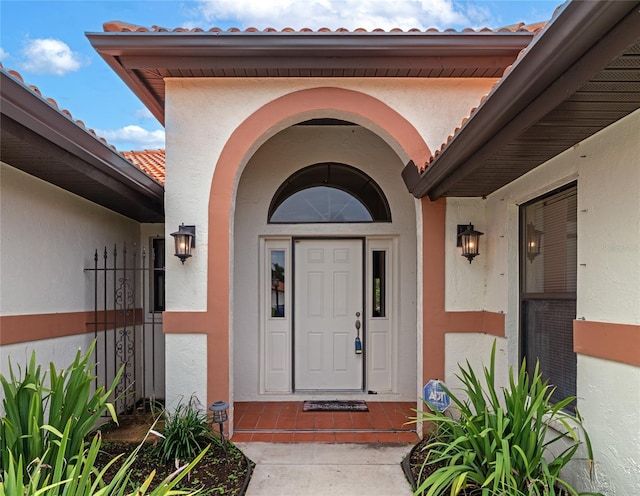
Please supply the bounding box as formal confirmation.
[270,250,286,318]
[372,250,386,318]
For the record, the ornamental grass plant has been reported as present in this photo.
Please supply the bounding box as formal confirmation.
[0,342,204,495]
[414,342,602,496]
[0,342,120,480]
[154,395,217,464]
[0,418,207,496]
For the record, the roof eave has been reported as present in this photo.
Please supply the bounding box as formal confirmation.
[86,30,536,126]
[406,0,640,200]
[86,30,536,56]
[1,70,165,222]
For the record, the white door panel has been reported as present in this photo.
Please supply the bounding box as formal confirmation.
[295,239,363,390]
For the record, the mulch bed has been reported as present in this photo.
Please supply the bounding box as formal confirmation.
[403,437,490,495]
[404,435,573,496]
[96,439,253,495]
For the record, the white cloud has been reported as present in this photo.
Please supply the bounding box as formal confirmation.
[97,125,165,150]
[0,47,9,60]
[21,38,82,76]
[134,107,155,120]
[194,0,480,31]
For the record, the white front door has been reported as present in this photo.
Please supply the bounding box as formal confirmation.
[294,239,364,391]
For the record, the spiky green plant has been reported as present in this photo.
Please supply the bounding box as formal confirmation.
[155,396,215,464]
[0,416,206,496]
[413,341,601,496]
[0,341,121,482]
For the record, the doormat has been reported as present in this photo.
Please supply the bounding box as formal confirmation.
[302,400,368,412]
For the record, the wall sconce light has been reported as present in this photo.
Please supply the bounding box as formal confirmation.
[526,222,543,263]
[170,224,195,264]
[457,223,483,263]
[209,400,229,446]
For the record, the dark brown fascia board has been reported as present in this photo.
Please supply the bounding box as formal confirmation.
[406,0,640,199]
[86,31,535,58]
[1,69,164,201]
[2,115,164,223]
[434,13,640,199]
[96,55,166,124]
[118,54,519,71]
[86,30,535,125]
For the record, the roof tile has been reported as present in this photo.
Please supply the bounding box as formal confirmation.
[1,64,155,170]
[122,149,166,185]
[417,16,550,173]
[102,20,547,34]
[94,17,550,178]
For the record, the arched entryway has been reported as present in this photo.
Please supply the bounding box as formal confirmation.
[234,121,417,400]
[198,87,430,438]
[232,119,419,441]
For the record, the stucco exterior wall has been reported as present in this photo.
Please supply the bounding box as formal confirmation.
[0,163,140,315]
[0,334,95,399]
[164,334,208,409]
[485,108,640,349]
[575,111,640,325]
[482,109,640,494]
[445,197,487,312]
[572,355,640,494]
[233,125,417,400]
[444,333,507,400]
[0,162,148,403]
[164,78,495,312]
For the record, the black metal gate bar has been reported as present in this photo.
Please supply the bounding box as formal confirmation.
[85,242,164,419]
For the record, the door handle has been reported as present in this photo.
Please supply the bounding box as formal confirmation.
[354,312,362,354]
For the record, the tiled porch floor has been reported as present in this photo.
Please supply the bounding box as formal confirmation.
[231,401,420,443]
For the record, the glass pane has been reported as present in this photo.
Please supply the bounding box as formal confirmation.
[268,163,391,223]
[521,184,577,408]
[523,188,577,294]
[270,186,373,223]
[522,299,577,409]
[372,251,386,317]
[152,238,165,312]
[271,250,285,318]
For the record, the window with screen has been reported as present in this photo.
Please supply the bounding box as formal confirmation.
[521,183,577,408]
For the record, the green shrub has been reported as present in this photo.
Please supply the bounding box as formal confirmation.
[414,341,601,496]
[0,341,121,483]
[155,396,215,463]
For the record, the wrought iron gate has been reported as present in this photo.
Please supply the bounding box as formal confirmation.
[85,242,165,419]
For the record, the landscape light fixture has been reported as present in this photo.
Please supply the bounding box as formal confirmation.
[209,400,229,446]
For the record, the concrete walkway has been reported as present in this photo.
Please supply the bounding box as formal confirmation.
[236,442,414,496]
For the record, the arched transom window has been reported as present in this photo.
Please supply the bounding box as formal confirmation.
[268,163,391,223]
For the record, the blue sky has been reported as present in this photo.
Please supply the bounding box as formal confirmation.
[1,0,562,151]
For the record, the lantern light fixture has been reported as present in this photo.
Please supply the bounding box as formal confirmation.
[526,222,543,263]
[457,223,483,263]
[170,224,195,264]
[209,400,230,446]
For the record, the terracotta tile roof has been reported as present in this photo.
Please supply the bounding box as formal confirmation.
[103,20,547,34]
[419,7,563,172]
[420,50,526,172]
[122,149,166,185]
[99,21,547,176]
